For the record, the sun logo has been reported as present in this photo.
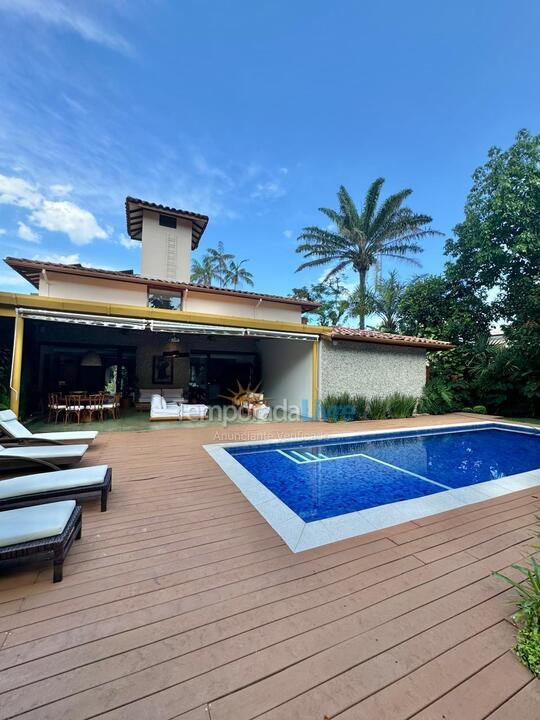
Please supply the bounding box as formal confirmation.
[219,379,267,405]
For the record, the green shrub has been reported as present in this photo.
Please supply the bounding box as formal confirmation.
[366,396,389,420]
[462,407,473,413]
[494,552,540,677]
[386,392,417,419]
[352,394,368,420]
[515,625,540,676]
[472,405,487,414]
[417,380,454,415]
[321,393,355,422]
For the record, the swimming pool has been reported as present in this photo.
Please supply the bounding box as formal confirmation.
[205,422,540,551]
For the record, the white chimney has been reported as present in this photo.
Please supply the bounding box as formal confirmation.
[125,198,209,283]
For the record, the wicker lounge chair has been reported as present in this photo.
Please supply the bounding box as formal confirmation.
[0,410,98,445]
[0,500,82,582]
[0,465,112,512]
[0,443,89,472]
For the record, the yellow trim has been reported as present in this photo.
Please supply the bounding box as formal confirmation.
[311,339,319,419]
[0,307,15,317]
[0,291,328,336]
[10,314,24,417]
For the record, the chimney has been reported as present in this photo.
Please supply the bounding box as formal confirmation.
[125,198,209,283]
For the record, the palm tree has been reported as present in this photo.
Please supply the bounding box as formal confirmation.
[206,241,234,287]
[350,270,407,333]
[225,259,254,290]
[190,256,216,285]
[296,180,441,328]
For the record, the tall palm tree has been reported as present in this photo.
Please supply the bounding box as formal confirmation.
[190,256,216,285]
[350,270,407,333]
[206,241,234,287]
[296,180,441,328]
[224,259,254,290]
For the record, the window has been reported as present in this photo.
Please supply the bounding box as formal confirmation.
[159,214,177,229]
[148,289,183,310]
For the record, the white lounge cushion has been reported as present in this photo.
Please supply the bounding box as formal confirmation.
[0,444,88,460]
[0,500,76,547]
[0,465,108,500]
[180,404,208,419]
[0,411,33,438]
[150,394,162,411]
[150,407,180,418]
[32,431,98,442]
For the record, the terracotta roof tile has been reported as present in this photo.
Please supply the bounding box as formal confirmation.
[326,325,453,350]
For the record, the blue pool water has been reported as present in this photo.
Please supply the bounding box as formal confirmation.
[227,424,540,522]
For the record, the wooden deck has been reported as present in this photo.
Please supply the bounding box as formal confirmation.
[1,414,539,719]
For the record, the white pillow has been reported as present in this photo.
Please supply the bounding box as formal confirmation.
[161,395,167,410]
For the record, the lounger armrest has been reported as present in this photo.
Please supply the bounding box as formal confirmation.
[0,436,63,447]
[0,455,61,472]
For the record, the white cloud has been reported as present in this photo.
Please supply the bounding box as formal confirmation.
[32,252,80,265]
[283,229,293,239]
[0,173,42,208]
[49,183,73,197]
[0,0,132,54]
[119,234,139,250]
[251,181,286,200]
[30,200,107,245]
[0,271,32,288]
[279,167,289,175]
[17,221,40,243]
[0,228,6,235]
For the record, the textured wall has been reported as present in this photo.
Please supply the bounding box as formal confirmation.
[320,340,427,399]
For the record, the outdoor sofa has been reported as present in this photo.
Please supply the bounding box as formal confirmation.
[0,464,112,512]
[0,500,82,582]
[0,409,98,445]
[149,394,208,421]
[0,442,89,472]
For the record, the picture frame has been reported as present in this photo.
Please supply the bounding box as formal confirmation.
[152,355,174,385]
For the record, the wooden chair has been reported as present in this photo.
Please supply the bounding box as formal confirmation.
[64,395,84,425]
[48,393,66,424]
[87,394,104,423]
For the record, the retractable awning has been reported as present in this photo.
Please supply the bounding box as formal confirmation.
[16,308,318,342]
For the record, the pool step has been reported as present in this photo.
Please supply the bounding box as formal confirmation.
[277,449,328,464]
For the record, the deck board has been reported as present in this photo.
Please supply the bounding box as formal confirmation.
[0,414,538,719]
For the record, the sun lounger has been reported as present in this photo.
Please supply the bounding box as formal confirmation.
[0,465,112,512]
[0,500,82,582]
[0,410,98,445]
[0,443,89,472]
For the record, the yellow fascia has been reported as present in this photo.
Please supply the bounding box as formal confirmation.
[0,291,330,336]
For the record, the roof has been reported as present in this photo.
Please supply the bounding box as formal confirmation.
[325,326,453,350]
[4,257,320,312]
[125,196,209,248]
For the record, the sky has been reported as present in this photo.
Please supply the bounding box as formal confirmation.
[0,0,539,300]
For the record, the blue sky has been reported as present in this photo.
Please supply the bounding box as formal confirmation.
[0,0,539,299]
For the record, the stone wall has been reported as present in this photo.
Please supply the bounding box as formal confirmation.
[319,340,427,400]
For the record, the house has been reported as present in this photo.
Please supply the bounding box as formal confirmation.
[0,197,451,419]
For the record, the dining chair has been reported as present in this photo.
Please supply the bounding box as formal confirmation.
[64,394,83,425]
[87,394,104,423]
[48,393,66,424]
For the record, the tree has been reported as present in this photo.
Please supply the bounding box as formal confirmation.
[291,275,350,326]
[190,256,217,285]
[399,274,492,344]
[206,241,234,287]
[296,180,441,329]
[224,259,254,290]
[350,270,406,333]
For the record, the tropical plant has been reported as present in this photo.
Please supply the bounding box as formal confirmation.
[296,180,441,329]
[190,256,217,285]
[291,275,351,326]
[417,379,454,415]
[206,241,235,287]
[386,392,417,418]
[224,259,254,290]
[366,396,389,420]
[350,270,407,333]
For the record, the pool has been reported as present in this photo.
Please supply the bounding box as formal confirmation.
[205,422,540,552]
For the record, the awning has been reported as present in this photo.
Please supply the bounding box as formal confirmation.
[16,308,318,342]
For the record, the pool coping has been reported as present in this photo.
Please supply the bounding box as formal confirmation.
[203,420,540,552]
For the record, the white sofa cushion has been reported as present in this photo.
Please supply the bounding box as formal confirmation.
[0,444,88,460]
[0,500,76,547]
[180,404,208,419]
[0,465,108,499]
[150,394,162,410]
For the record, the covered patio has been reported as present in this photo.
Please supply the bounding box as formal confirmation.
[0,413,538,719]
